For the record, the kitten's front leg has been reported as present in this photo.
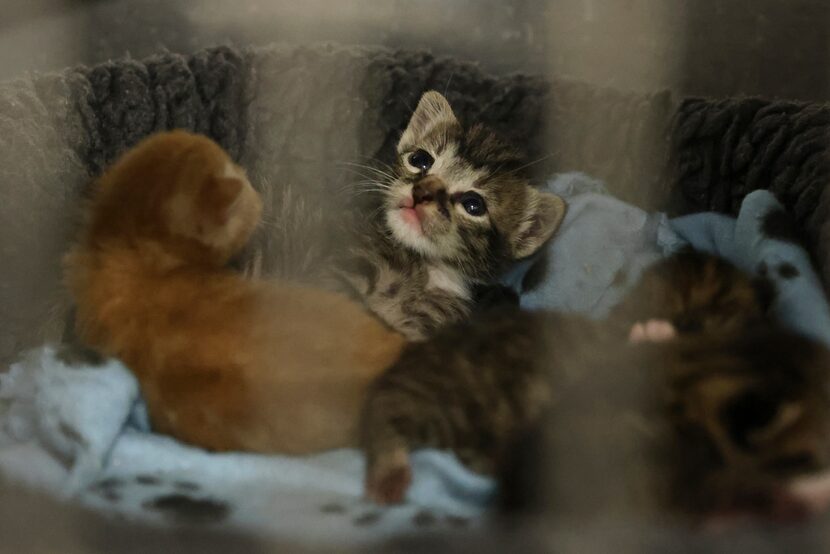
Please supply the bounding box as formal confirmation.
[365,444,413,505]
[360,373,452,504]
[361,396,416,505]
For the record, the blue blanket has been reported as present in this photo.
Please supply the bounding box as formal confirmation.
[511,172,830,348]
[0,348,492,545]
[2,172,828,544]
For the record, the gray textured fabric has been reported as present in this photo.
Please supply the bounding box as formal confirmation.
[670,97,830,287]
[2,42,830,368]
[0,72,90,367]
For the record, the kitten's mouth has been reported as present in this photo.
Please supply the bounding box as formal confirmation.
[399,207,422,232]
[397,196,423,232]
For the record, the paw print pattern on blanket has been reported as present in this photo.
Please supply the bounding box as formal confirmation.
[512,175,830,350]
[0,341,491,543]
[318,501,470,530]
[670,190,830,349]
[87,474,231,525]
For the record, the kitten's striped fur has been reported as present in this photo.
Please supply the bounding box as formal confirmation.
[361,253,830,519]
[609,250,774,335]
[240,91,566,340]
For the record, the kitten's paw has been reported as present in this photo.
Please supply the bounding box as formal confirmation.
[789,470,830,516]
[365,448,412,505]
[628,319,677,343]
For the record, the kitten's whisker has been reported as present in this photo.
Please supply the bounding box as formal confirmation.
[341,167,390,183]
[355,186,392,195]
[334,176,392,193]
[343,182,392,195]
[372,159,399,175]
[369,201,391,215]
[353,177,392,187]
[443,70,456,97]
[339,161,397,181]
[503,154,554,177]
[344,173,397,190]
[340,163,387,176]
[397,95,416,115]
[331,156,389,170]
[342,175,394,191]
[348,191,390,201]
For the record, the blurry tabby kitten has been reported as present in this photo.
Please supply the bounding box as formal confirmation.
[242,90,566,340]
[610,250,775,336]
[361,252,830,522]
[65,131,405,454]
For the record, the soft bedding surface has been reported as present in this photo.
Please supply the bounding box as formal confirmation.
[3,173,829,543]
[0,347,493,545]
[4,42,830,544]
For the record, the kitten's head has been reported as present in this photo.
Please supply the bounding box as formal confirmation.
[617,251,773,337]
[383,91,566,277]
[665,327,830,516]
[89,131,262,266]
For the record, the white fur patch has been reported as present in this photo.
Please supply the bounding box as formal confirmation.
[426,264,470,299]
[385,209,439,257]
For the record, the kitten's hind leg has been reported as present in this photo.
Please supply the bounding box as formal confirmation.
[360,378,452,505]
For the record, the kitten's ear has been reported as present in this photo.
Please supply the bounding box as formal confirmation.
[398,91,459,150]
[510,190,567,259]
[202,176,245,225]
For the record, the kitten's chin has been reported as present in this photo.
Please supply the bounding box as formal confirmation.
[386,208,439,257]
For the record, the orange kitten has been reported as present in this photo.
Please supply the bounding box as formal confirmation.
[65,130,406,454]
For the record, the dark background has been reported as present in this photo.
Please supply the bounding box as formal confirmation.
[2,0,829,100]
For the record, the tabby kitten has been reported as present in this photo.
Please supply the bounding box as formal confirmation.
[65,131,406,454]
[360,252,830,520]
[609,250,774,336]
[245,91,566,340]
[497,321,830,524]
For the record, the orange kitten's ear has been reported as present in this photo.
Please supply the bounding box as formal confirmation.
[201,176,245,225]
[398,91,459,151]
[510,190,567,259]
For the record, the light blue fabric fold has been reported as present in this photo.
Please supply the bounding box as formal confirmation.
[0,347,493,544]
[508,172,674,318]
[510,172,830,348]
[670,190,830,348]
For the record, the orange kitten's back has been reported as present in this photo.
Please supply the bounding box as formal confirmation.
[130,273,405,453]
[66,131,405,454]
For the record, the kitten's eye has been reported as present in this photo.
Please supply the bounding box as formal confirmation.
[407,149,434,172]
[459,191,487,217]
